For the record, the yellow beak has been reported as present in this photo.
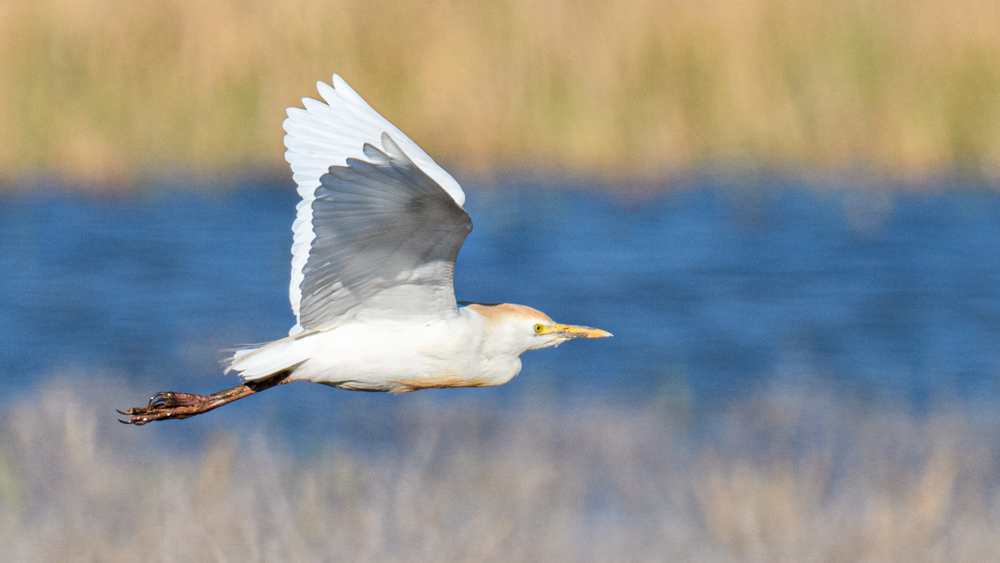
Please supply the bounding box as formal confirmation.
[550,324,613,339]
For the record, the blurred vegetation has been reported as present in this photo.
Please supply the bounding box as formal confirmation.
[4,379,1000,560]
[2,0,1000,185]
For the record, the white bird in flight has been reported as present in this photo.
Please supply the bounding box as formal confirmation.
[120,75,611,425]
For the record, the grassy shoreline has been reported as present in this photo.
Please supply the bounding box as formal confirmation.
[3,0,1000,187]
[3,378,1000,560]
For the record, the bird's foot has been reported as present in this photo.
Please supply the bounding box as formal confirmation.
[117,391,214,425]
[118,373,290,425]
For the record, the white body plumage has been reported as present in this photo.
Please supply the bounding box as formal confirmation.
[232,304,536,392]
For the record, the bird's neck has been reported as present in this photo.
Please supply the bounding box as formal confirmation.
[461,304,534,357]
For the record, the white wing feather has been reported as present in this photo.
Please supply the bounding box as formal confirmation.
[283,75,465,335]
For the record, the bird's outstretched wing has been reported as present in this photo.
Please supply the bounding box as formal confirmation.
[283,76,470,334]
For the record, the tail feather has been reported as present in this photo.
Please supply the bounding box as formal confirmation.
[226,335,311,381]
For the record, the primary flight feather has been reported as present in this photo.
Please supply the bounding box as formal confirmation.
[120,75,610,424]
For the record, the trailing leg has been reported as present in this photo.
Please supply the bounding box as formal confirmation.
[118,371,291,425]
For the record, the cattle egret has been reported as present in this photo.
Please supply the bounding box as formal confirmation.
[119,75,611,425]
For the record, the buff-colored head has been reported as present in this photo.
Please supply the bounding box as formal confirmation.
[463,302,612,354]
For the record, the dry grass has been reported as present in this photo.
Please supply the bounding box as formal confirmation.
[2,378,1000,561]
[2,0,1000,186]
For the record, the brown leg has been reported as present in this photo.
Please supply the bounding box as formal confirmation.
[118,371,292,425]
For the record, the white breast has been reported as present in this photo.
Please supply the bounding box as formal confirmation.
[285,308,522,391]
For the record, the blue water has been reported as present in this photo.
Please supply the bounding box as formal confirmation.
[2,178,1000,419]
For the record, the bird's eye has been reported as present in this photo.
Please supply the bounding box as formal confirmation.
[534,324,544,334]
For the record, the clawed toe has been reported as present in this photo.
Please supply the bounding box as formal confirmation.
[117,391,210,425]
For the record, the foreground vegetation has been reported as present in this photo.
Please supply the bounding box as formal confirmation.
[2,378,999,561]
[3,0,1000,186]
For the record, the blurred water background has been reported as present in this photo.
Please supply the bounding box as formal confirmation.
[3,179,1000,423]
[4,0,1000,559]
[4,178,1000,560]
